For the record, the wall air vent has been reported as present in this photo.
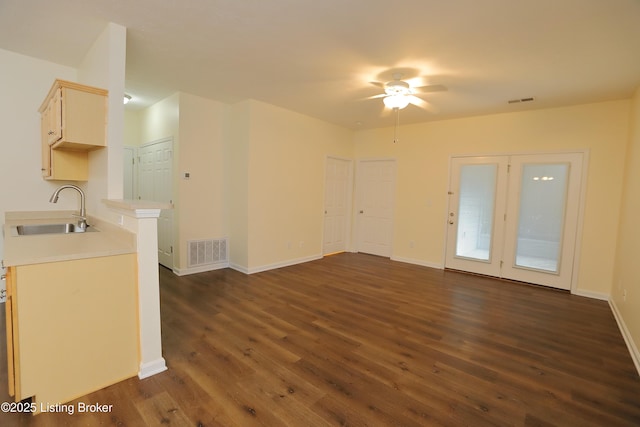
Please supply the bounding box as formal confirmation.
[187,238,228,268]
[508,97,536,104]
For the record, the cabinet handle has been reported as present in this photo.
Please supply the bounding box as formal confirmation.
[48,130,54,135]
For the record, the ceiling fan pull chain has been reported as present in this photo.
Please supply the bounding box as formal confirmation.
[393,107,400,143]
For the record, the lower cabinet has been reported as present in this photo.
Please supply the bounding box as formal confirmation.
[5,254,139,413]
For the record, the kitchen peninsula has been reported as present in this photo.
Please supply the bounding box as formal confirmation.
[3,210,138,413]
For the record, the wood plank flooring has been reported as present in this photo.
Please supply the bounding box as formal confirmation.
[1,252,639,426]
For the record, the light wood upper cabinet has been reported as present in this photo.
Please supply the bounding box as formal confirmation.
[39,79,108,150]
[39,79,108,180]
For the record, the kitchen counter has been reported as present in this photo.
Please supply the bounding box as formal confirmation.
[3,210,136,266]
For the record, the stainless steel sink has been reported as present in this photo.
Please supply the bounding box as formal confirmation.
[11,223,98,236]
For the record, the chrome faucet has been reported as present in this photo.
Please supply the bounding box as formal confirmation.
[49,184,87,230]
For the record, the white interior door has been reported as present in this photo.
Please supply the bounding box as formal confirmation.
[323,157,352,255]
[356,159,396,257]
[446,153,584,290]
[138,138,174,269]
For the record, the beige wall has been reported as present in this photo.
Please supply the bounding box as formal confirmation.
[177,93,226,271]
[612,86,640,367]
[81,23,127,220]
[353,100,630,296]
[225,101,251,269]
[243,100,354,272]
[131,97,354,273]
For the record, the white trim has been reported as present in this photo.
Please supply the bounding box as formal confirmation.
[138,358,168,379]
[609,299,640,376]
[391,256,444,270]
[232,254,323,275]
[572,289,609,301]
[173,261,229,276]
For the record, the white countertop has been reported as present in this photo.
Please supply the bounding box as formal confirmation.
[3,211,136,267]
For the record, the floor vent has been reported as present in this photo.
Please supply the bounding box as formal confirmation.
[188,238,227,268]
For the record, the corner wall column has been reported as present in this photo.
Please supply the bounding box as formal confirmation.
[103,199,170,378]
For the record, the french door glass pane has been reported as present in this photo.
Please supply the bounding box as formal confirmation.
[456,164,497,261]
[515,163,569,272]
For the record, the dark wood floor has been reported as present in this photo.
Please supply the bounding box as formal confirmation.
[1,253,640,426]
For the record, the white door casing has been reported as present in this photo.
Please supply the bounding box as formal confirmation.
[123,146,136,200]
[356,159,396,257]
[323,157,353,255]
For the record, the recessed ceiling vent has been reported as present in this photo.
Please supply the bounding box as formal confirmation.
[508,97,536,104]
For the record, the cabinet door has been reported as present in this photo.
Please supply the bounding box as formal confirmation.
[15,255,139,409]
[40,114,51,178]
[5,267,17,398]
[45,88,62,145]
[55,87,106,149]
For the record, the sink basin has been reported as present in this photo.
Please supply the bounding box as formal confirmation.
[11,223,97,236]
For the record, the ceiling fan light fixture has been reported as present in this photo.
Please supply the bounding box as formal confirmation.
[383,94,410,109]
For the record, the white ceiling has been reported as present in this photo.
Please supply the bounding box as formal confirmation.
[2,0,640,129]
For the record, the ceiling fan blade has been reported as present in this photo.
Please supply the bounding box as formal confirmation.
[369,81,385,88]
[365,93,387,100]
[408,95,439,113]
[413,84,447,93]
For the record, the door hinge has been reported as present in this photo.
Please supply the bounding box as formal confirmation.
[507,164,511,173]
[170,246,173,254]
[504,213,507,221]
[500,260,504,268]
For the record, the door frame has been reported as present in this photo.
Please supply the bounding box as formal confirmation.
[322,156,354,256]
[444,149,589,294]
[123,145,138,200]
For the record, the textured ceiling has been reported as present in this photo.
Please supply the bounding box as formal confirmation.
[1,0,640,129]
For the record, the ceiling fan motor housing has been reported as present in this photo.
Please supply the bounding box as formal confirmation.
[385,80,411,95]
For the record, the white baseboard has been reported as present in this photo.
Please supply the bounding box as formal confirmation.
[572,289,610,301]
[138,358,168,379]
[609,299,640,376]
[231,254,323,275]
[391,256,444,270]
[172,261,229,276]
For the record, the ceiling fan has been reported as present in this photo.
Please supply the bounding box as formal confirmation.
[369,72,447,143]
[371,72,447,111]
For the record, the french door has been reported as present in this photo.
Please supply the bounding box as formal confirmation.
[445,153,584,290]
